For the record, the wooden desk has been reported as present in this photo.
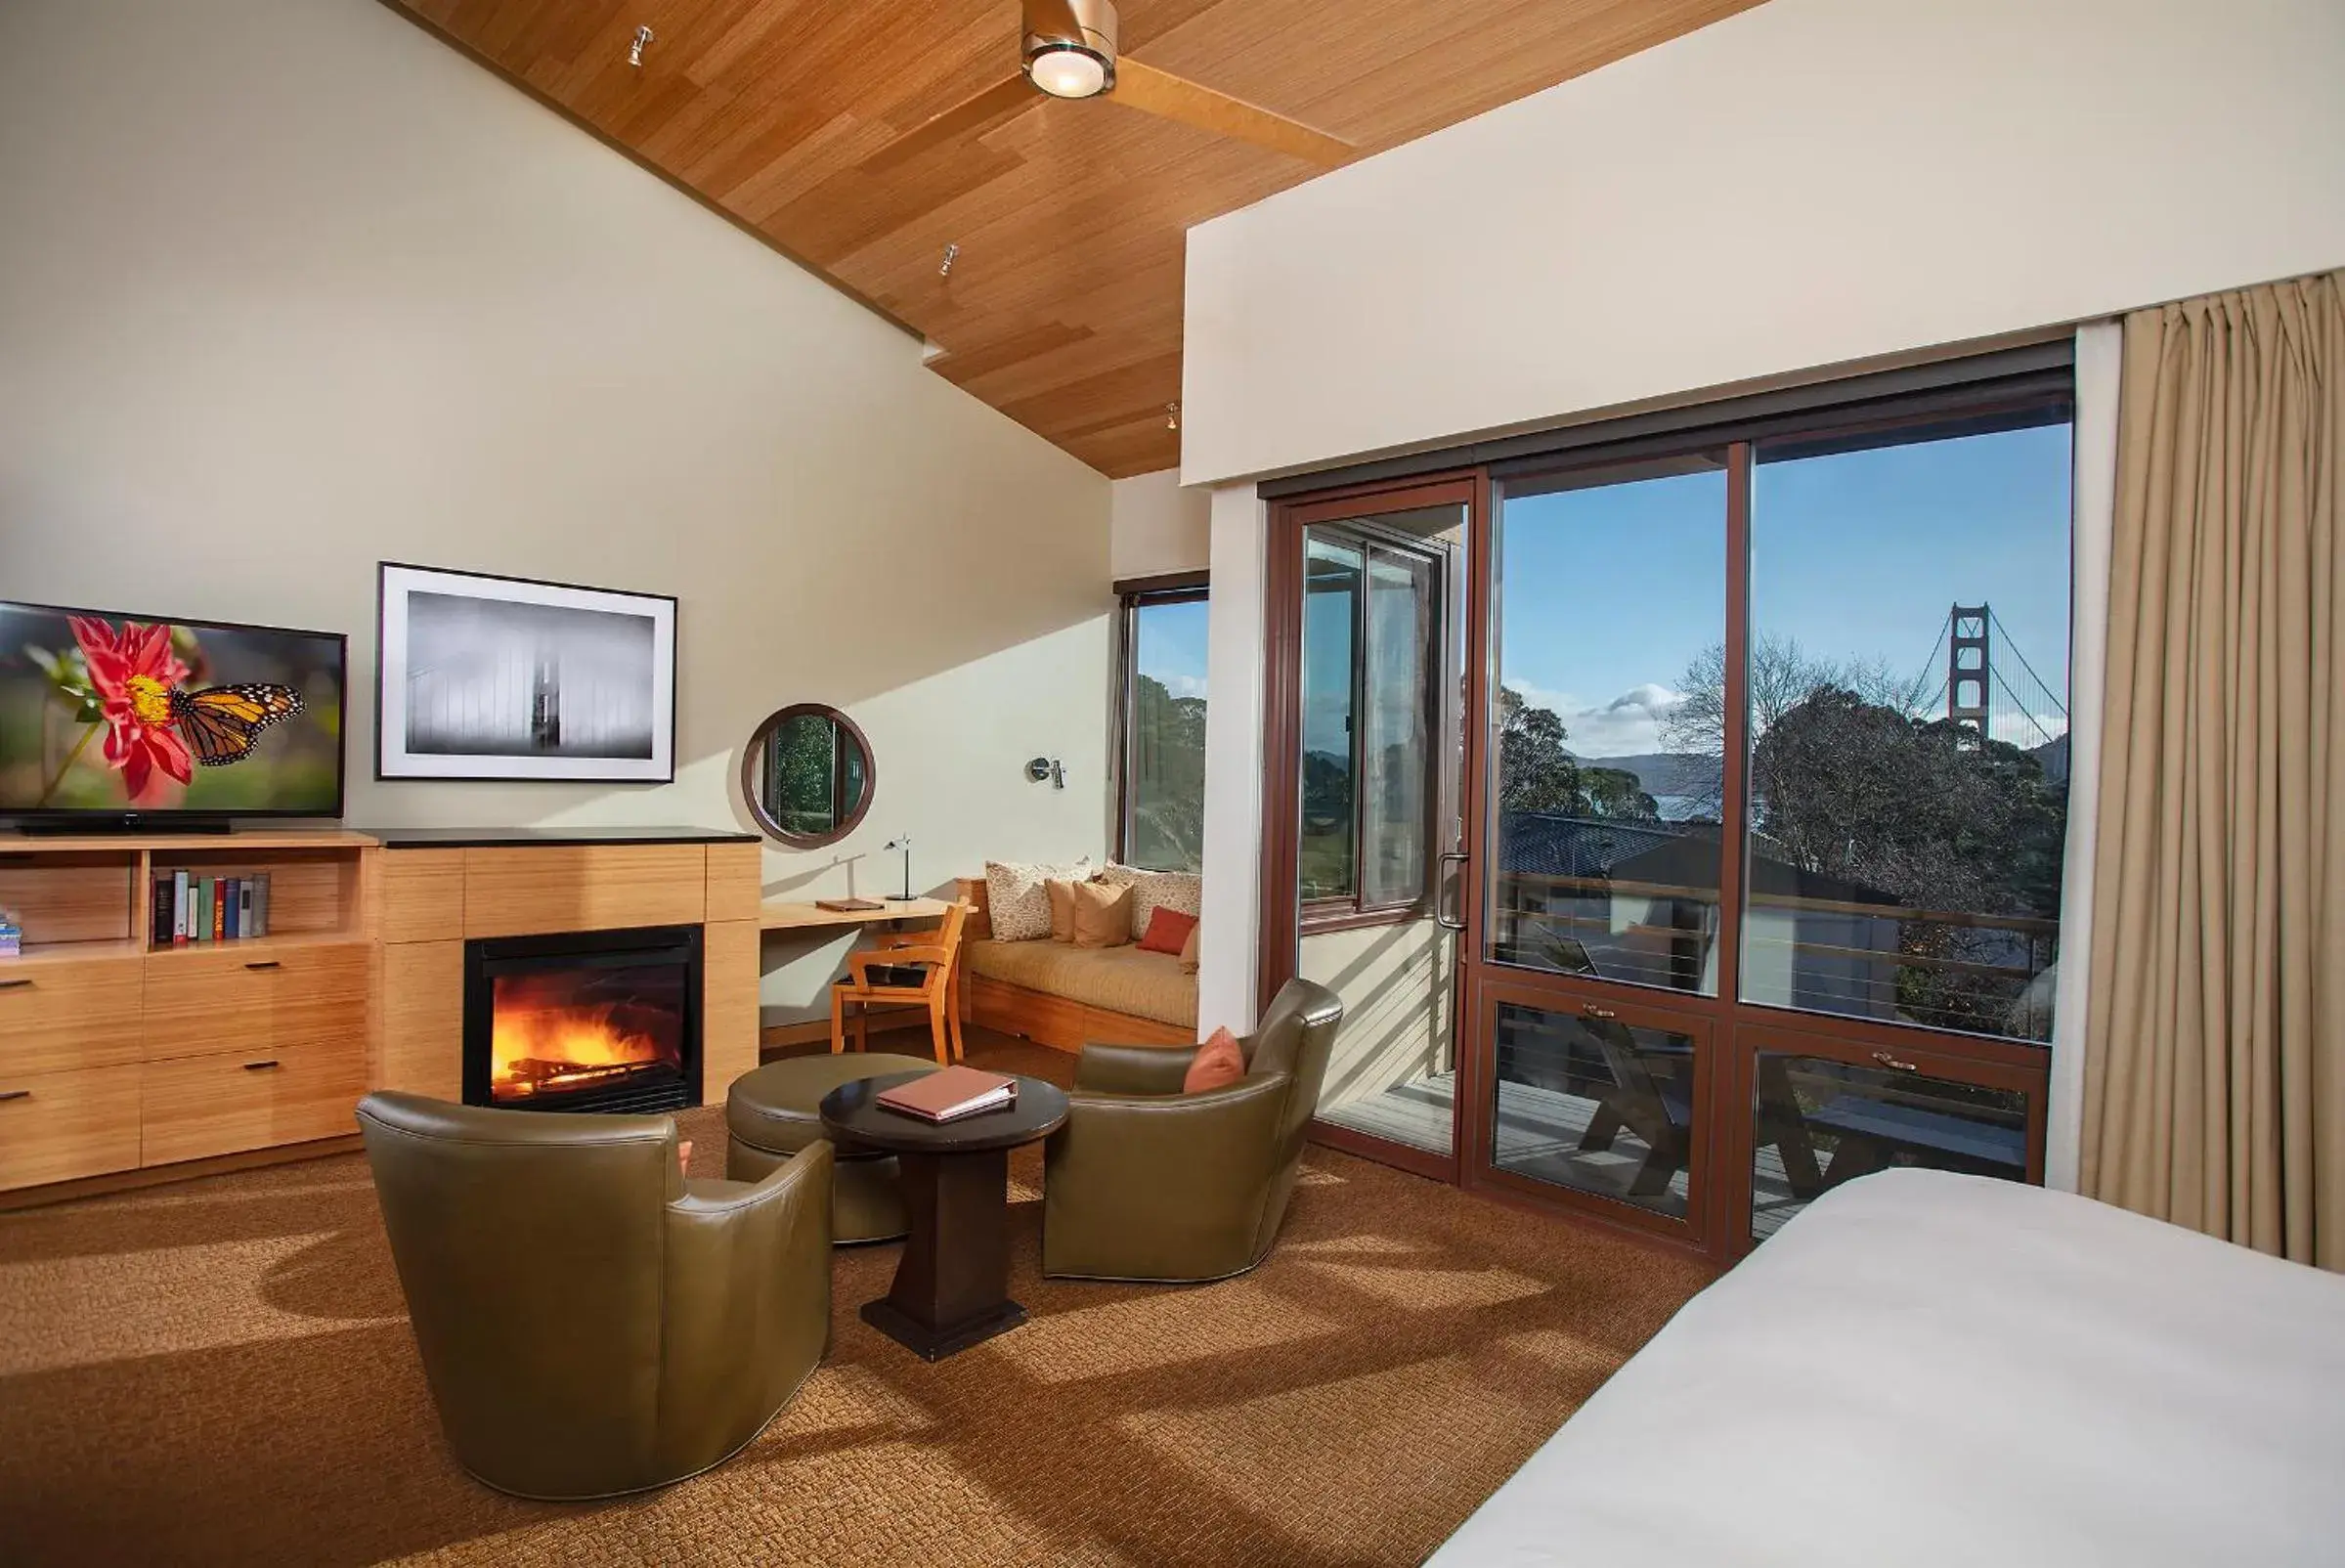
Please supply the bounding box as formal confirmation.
[759,897,952,934]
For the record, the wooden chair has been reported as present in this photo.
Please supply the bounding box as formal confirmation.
[832,901,969,1064]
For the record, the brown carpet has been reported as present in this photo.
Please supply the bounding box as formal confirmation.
[0,1033,1713,1567]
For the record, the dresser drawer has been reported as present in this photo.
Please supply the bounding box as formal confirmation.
[142,939,371,1062]
[271,942,370,1051]
[0,953,144,1075]
[140,1038,367,1166]
[0,1064,142,1189]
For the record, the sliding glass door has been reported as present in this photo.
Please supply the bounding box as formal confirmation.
[1264,364,2074,1260]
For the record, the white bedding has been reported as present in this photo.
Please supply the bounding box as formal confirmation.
[1430,1169,2345,1567]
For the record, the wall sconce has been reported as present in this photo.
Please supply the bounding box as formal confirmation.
[1024,757,1066,790]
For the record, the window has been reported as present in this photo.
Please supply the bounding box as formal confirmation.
[1743,415,2071,1042]
[1485,402,2072,1048]
[1298,517,1453,922]
[1117,586,1209,872]
[1489,453,1730,992]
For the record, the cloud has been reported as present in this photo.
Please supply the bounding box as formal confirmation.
[1514,681,1685,759]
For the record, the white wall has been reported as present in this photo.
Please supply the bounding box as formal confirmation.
[0,0,1112,1026]
[1195,483,1267,1034]
[1182,0,2345,486]
[1109,468,1212,580]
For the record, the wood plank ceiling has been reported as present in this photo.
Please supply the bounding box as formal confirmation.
[388,0,1761,477]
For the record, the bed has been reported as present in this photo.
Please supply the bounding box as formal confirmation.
[1429,1169,2345,1567]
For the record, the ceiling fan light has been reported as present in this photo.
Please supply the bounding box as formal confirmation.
[1027,43,1109,99]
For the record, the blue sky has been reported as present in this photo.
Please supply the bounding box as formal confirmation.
[1498,422,2075,758]
[1134,596,1210,700]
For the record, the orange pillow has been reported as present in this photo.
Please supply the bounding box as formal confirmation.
[1183,1026,1245,1094]
[1068,879,1132,948]
[1045,878,1079,943]
[1137,905,1197,956]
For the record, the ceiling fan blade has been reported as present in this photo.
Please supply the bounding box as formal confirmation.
[1111,58,1354,166]
[865,71,1037,174]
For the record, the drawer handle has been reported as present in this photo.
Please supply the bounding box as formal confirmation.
[0,1088,28,1102]
[1871,1050,1919,1073]
[0,978,31,991]
[1582,1004,1618,1021]
[242,1060,281,1071]
[244,960,282,972]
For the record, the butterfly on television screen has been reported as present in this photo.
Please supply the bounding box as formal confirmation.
[169,683,305,766]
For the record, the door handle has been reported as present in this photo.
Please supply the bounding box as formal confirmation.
[0,977,31,990]
[242,1060,281,1071]
[0,1089,28,1102]
[243,960,282,972]
[1434,850,1469,933]
[1871,1050,1919,1073]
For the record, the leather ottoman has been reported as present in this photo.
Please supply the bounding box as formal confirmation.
[728,1054,940,1242]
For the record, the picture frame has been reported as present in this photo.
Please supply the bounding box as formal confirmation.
[375,562,676,782]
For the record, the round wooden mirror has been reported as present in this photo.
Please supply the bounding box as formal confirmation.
[742,704,874,848]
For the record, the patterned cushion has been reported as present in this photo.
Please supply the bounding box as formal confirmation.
[985,859,1089,942]
[1098,864,1203,944]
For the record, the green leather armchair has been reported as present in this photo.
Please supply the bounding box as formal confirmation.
[1042,978,1344,1283]
[355,1092,833,1501]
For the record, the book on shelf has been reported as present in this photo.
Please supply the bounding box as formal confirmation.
[237,879,253,939]
[815,897,886,913]
[224,878,240,940]
[213,880,226,942]
[172,869,189,944]
[252,873,269,937]
[876,1066,1020,1123]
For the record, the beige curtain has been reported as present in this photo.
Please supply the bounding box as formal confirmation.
[2081,269,2345,1267]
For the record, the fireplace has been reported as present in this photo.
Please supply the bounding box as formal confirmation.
[462,925,704,1115]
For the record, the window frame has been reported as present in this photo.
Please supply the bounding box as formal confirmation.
[1112,574,1210,873]
[1295,517,1453,934]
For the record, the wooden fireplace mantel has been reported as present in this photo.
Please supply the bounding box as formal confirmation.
[0,826,761,1207]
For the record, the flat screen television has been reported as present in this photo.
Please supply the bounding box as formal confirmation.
[0,600,347,825]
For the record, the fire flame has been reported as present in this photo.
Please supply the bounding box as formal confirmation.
[491,1001,664,1100]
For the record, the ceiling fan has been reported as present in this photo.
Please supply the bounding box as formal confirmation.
[870,0,1356,171]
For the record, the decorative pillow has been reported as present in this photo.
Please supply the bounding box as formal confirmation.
[1068,879,1132,949]
[1178,921,1200,976]
[984,860,1087,942]
[1099,864,1203,944]
[1183,1026,1244,1094]
[1045,878,1080,943]
[1137,905,1197,956]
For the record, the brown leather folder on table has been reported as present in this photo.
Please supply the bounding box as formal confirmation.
[877,1066,1019,1123]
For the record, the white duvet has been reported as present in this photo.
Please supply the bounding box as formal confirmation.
[1429,1169,2345,1567]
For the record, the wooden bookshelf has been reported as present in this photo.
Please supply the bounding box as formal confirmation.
[0,826,762,1205]
[0,830,376,1196]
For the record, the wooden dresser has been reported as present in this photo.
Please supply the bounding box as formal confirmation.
[0,826,761,1205]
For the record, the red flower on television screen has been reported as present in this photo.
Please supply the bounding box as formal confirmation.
[69,616,194,803]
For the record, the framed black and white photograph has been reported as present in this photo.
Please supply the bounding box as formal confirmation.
[375,563,676,782]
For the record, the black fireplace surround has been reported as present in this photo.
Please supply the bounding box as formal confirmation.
[462,924,704,1116]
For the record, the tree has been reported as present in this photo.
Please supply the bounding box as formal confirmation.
[1661,634,1930,815]
[1749,684,2067,1032]
[1498,686,1659,820]
[1127,674,1207,870]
